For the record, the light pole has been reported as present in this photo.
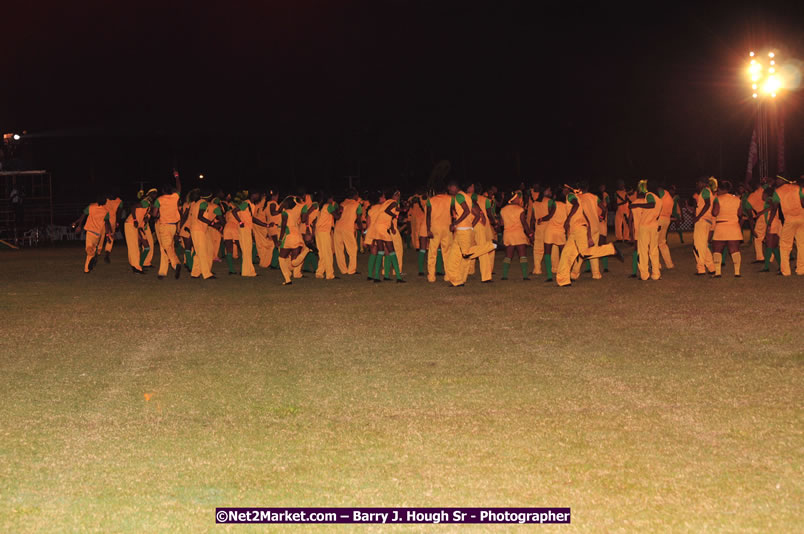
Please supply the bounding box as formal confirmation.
[746,49,784,183]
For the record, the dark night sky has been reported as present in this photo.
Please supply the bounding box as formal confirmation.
[2,1,803,197]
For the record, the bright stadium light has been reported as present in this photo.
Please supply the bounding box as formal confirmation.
[13,134,20,140]
[748,50,786,100]
[762,75,782,94]
[199,174,205,179]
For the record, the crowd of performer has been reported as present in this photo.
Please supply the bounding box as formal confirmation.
[71,171,804,285]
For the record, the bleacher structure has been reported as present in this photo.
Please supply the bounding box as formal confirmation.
[0,170,53,246]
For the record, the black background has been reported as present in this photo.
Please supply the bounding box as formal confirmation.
[2,0,803,199]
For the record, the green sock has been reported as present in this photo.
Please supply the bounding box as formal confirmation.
[184,249,194,270]
[632,251,638,275]
[384,253,392,278]
[252,242,259,263]
[139,248,149,266]
[602,256,608,270]
[374,252,385,279]
[418,250,426,274]
[436,249,444,274]
[544,253,552,280]
[520,257,529,278]
[270,248,279,268]
[773,247,781,266]
[502,257,511,279]
[368,253,377,279]
[583,259,591,272]
[764,248,771,270]
[389,252,402,280]
[225,253,236,273]
[303,252,317,272]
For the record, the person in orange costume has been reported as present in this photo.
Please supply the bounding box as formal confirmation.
[655,184,676,269]
[467,183,497,283]
[769,175,804,276]
[613,180,631,241]
[314,191,340,280]
[538,185,567,282]
[529,184,550,275]
[709,180,745,278]
[277,196,310,285]
[499,190,532,280]
[230,192,257,277]
[556,184,621,287]
[691,176,717,275]
[628,180,662,281]
[221,197,241,274]
[745,179,769,262]
[368,189,405,283]
[71,193,113,273]
[151,171,183,279]
[425,187,454,283]
[188,191,220,280]
[333,189,363,275]
[101,192,122,263]
[123,190,151,274]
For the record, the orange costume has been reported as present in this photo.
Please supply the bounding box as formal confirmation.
[102,197,122,254]
[334,198,362,274]
[426,193,453,282]
[614,188,630,241]
[656,188,675,268]
[632,191,662,280]
[530,197,550,274]
[154,192,182,277]
[712,194,742,241]
[278,200,308,284]
[82,203,110,272]
[746,186,767,261]
[188,199,216,279]
[578,191,602,278]
[500,204,528,246]
[315,201,339,280]
[774,183,804,276]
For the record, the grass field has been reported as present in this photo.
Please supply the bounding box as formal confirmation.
[1,237,802,532]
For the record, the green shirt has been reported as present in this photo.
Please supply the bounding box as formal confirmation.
[671,196,681,217]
